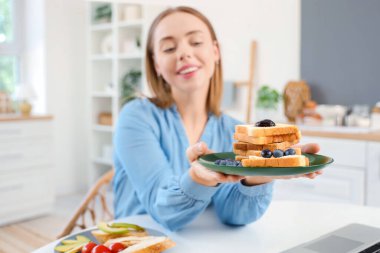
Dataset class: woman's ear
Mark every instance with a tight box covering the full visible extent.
[213,40,221,63]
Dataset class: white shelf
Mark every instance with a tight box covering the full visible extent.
[87,2,167,183]
[91,54,113,61]
[91,23,113,31]
[118,19,143,28]
[93,157,113,166]
[118,53,143,60]
[92,91,114,98]
[93,124,113,132]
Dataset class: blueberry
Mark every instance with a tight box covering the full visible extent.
[261,149,272,158]
[215,158,241,166]
[273,149,284,158]
[284,148,296,156]
[219,160,227,165]
[255,119,276,127]
[226,160,234,166]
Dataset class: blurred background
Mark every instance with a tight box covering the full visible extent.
[0,0,380,251]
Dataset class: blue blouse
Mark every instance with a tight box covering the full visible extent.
[113,98,273,231]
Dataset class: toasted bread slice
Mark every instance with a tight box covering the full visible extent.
[241,155,309,167]
[91,230,148,244]
[120,236,176,253]
[235,123,300,137]
[234,133,300,145]
[234,148,301,157]
[233,141,298,151]
[235,155,248,161]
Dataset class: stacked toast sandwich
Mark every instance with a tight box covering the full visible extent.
[233,119,309,167]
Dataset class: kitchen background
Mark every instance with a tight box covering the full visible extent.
[0,0,380,251]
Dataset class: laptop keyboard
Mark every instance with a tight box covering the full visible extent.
[359,241,380,253]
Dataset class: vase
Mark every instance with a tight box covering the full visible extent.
[20,101,32,116]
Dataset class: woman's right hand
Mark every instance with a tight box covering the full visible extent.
[187,142,244,187]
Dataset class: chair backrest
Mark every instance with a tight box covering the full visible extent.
[57,169,115,239]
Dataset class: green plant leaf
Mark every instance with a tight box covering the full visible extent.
[256,85,281,109]
[121,69,142,106]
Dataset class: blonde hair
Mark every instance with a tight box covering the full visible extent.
[145,6,223,116]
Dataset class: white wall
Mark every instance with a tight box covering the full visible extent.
[192,0,301,122]
[44,0,87,195]
[24,0,46,114]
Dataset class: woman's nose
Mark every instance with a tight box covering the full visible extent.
[177,46,192,61]
[179,54,190,61]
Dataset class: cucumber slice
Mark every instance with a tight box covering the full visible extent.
[98,222,131,234]
[109,222,145,232]
[54,243,81,252]
[61,240,78,245]
[75,235,91,242]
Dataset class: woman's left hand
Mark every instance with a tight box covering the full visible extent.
[242,143,322,186]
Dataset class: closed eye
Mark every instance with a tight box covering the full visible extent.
[163,47,175,53]
[192,42,203,46]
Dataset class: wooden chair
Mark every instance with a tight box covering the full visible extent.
[57,169,115,239]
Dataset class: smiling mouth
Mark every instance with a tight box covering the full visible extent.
[178,66,199,75]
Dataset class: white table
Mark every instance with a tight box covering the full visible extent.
[33,201,380,253]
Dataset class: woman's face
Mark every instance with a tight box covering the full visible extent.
[152,12,220,96]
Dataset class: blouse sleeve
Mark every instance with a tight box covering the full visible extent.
[211,181,274,226]
[114,100,220,231]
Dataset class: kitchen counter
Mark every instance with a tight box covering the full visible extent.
[299,125,380,142]
[0,114,53,122]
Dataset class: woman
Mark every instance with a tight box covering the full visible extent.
[113,6,321,231]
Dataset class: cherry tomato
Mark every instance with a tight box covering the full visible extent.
[91,245,112,253]
[82,242,97,253]
[108,242,126,253]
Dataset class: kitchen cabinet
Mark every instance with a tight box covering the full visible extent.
[367,142,380,206]
[0,116,55,225]
[274,136,380,206]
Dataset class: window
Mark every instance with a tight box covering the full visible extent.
[0,0,21,94]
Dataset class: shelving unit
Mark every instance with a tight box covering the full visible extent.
[86,2,166,183]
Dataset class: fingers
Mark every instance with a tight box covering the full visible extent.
[303,170,323,179]
[267,170,323,180]
[191,161,245,186]
[302,143,320,154]
[186,142,206,162]
[292,143,320,154]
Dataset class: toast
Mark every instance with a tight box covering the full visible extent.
[241,155,309,167]
[234,132,300,145]
[233,140,298,151]
[234,147,301,157]
[104,236,176,253]
[235,123,300,137]
[120,236,176,253]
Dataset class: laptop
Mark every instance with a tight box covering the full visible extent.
[282,223,380,253]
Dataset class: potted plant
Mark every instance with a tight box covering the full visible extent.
[255,85,282,121]
[93,4,112,24]
[120,69,141,106]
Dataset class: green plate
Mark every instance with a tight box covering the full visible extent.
[198,152,334,176]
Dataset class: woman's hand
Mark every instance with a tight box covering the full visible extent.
[187,142,244,187]
[242,143,323,186]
